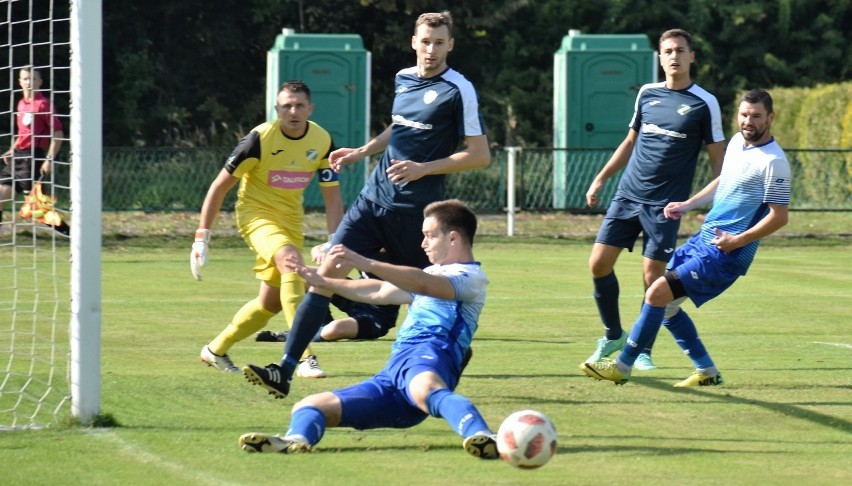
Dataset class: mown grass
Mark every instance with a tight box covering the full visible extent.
[1,235,850,485]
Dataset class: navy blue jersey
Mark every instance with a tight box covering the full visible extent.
[361,66,486,213]
[616,82,724,205]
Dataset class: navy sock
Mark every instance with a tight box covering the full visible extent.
[312,325,326,342]
[427,388,492,438]
[663,309,714,370]
[618,303,665,367]
[642,336,656,355]
[593,272,621,340]
[280,292,331,375]
[285,406,326,445]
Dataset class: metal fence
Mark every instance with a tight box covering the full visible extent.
[92,146,851,213]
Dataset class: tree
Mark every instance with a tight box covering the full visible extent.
[102,0,852,147]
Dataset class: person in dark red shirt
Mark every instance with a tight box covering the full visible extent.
[1,66,64,230]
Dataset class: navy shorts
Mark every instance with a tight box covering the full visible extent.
[333,343,460,430]
[331,294,398,339]
[596,196,681,262]
[333,195,431,270]
[667,233,743,307]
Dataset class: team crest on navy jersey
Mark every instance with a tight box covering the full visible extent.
[677,104,691,115]
[423,90,438,104]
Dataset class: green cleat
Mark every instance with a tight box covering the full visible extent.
[633,352,657,371]
[581,358,630,385]
[584,331,627,363]
[674,370,723,387]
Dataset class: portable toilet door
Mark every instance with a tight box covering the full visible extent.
[553,31,656,209]
[267,30,371,207]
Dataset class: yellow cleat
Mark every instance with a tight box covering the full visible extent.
[674,370,724,387]
[581,358,630,385]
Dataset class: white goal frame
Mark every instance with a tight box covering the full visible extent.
[69,0,102,424]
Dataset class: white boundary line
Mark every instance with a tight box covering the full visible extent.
[812,341,852,349]
[86,429,244,485]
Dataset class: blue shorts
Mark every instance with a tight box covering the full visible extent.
[668,233,743,307]
[596,196,681,262]
[333,195,431,269]
[333,343,461,430]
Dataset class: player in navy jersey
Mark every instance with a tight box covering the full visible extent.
[240,200,499,459]
[243,11,490,398]
[582,89,790,386]
[582,29,726,371]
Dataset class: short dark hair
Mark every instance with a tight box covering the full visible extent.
[278,80,311,100]
[659,29,693,51]
[424,199,477,247]
[415,11,453,38]
[18,65,41,79]
[741,89,774,114]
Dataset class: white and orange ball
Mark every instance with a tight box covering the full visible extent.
[496,409,557,469]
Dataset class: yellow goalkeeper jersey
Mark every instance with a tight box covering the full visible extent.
[225,120,338,234]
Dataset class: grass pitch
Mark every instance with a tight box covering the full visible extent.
[1,238,850,485]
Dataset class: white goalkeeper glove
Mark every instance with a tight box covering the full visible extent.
[190,229,211,280]
[310,233,334,264]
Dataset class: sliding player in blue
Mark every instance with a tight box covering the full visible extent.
[582,89,790,386]
[240,199,497,459]
[241,10,489,394]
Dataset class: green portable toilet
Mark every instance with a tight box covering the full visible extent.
[266,29,371,207]
[552,31,656,209]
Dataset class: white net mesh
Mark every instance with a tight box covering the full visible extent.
[1,0,72,430]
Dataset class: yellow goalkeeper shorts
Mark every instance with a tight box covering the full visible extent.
[241,218,304,287]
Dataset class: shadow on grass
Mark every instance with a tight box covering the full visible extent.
[629,376,852,435]
[556,443,787,456]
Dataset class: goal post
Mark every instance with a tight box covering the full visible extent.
[69,0,102,425]
[0,0,101,430]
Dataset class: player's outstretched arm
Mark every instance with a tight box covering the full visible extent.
[328,126,392,172]
[325,244,457,300]
[664,177,720,220]
[712,203,788,252]
[191,169,238,280]
[586,130,636,207]
[296,264,411,306]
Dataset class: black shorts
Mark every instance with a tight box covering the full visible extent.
[1,149,46,193]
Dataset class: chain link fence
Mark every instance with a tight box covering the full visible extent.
[91,147,851,213]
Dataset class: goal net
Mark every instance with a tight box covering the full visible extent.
[1,0,101,430]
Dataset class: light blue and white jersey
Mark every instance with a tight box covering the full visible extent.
[391,262,488,362]
[362,66,487,213]
[700,132,791,273]
[617,82,725,205]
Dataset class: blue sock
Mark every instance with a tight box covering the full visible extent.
[637,297,656,354]
[426,389,492,438]
[285,406,326,445]
[663,309,715,370]
[593,272,622,340]
[280,293,331,376]
[618,303,665,367]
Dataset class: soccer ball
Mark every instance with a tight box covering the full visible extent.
[496,409,557,469]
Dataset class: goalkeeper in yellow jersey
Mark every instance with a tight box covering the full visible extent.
[192,80,343,378]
